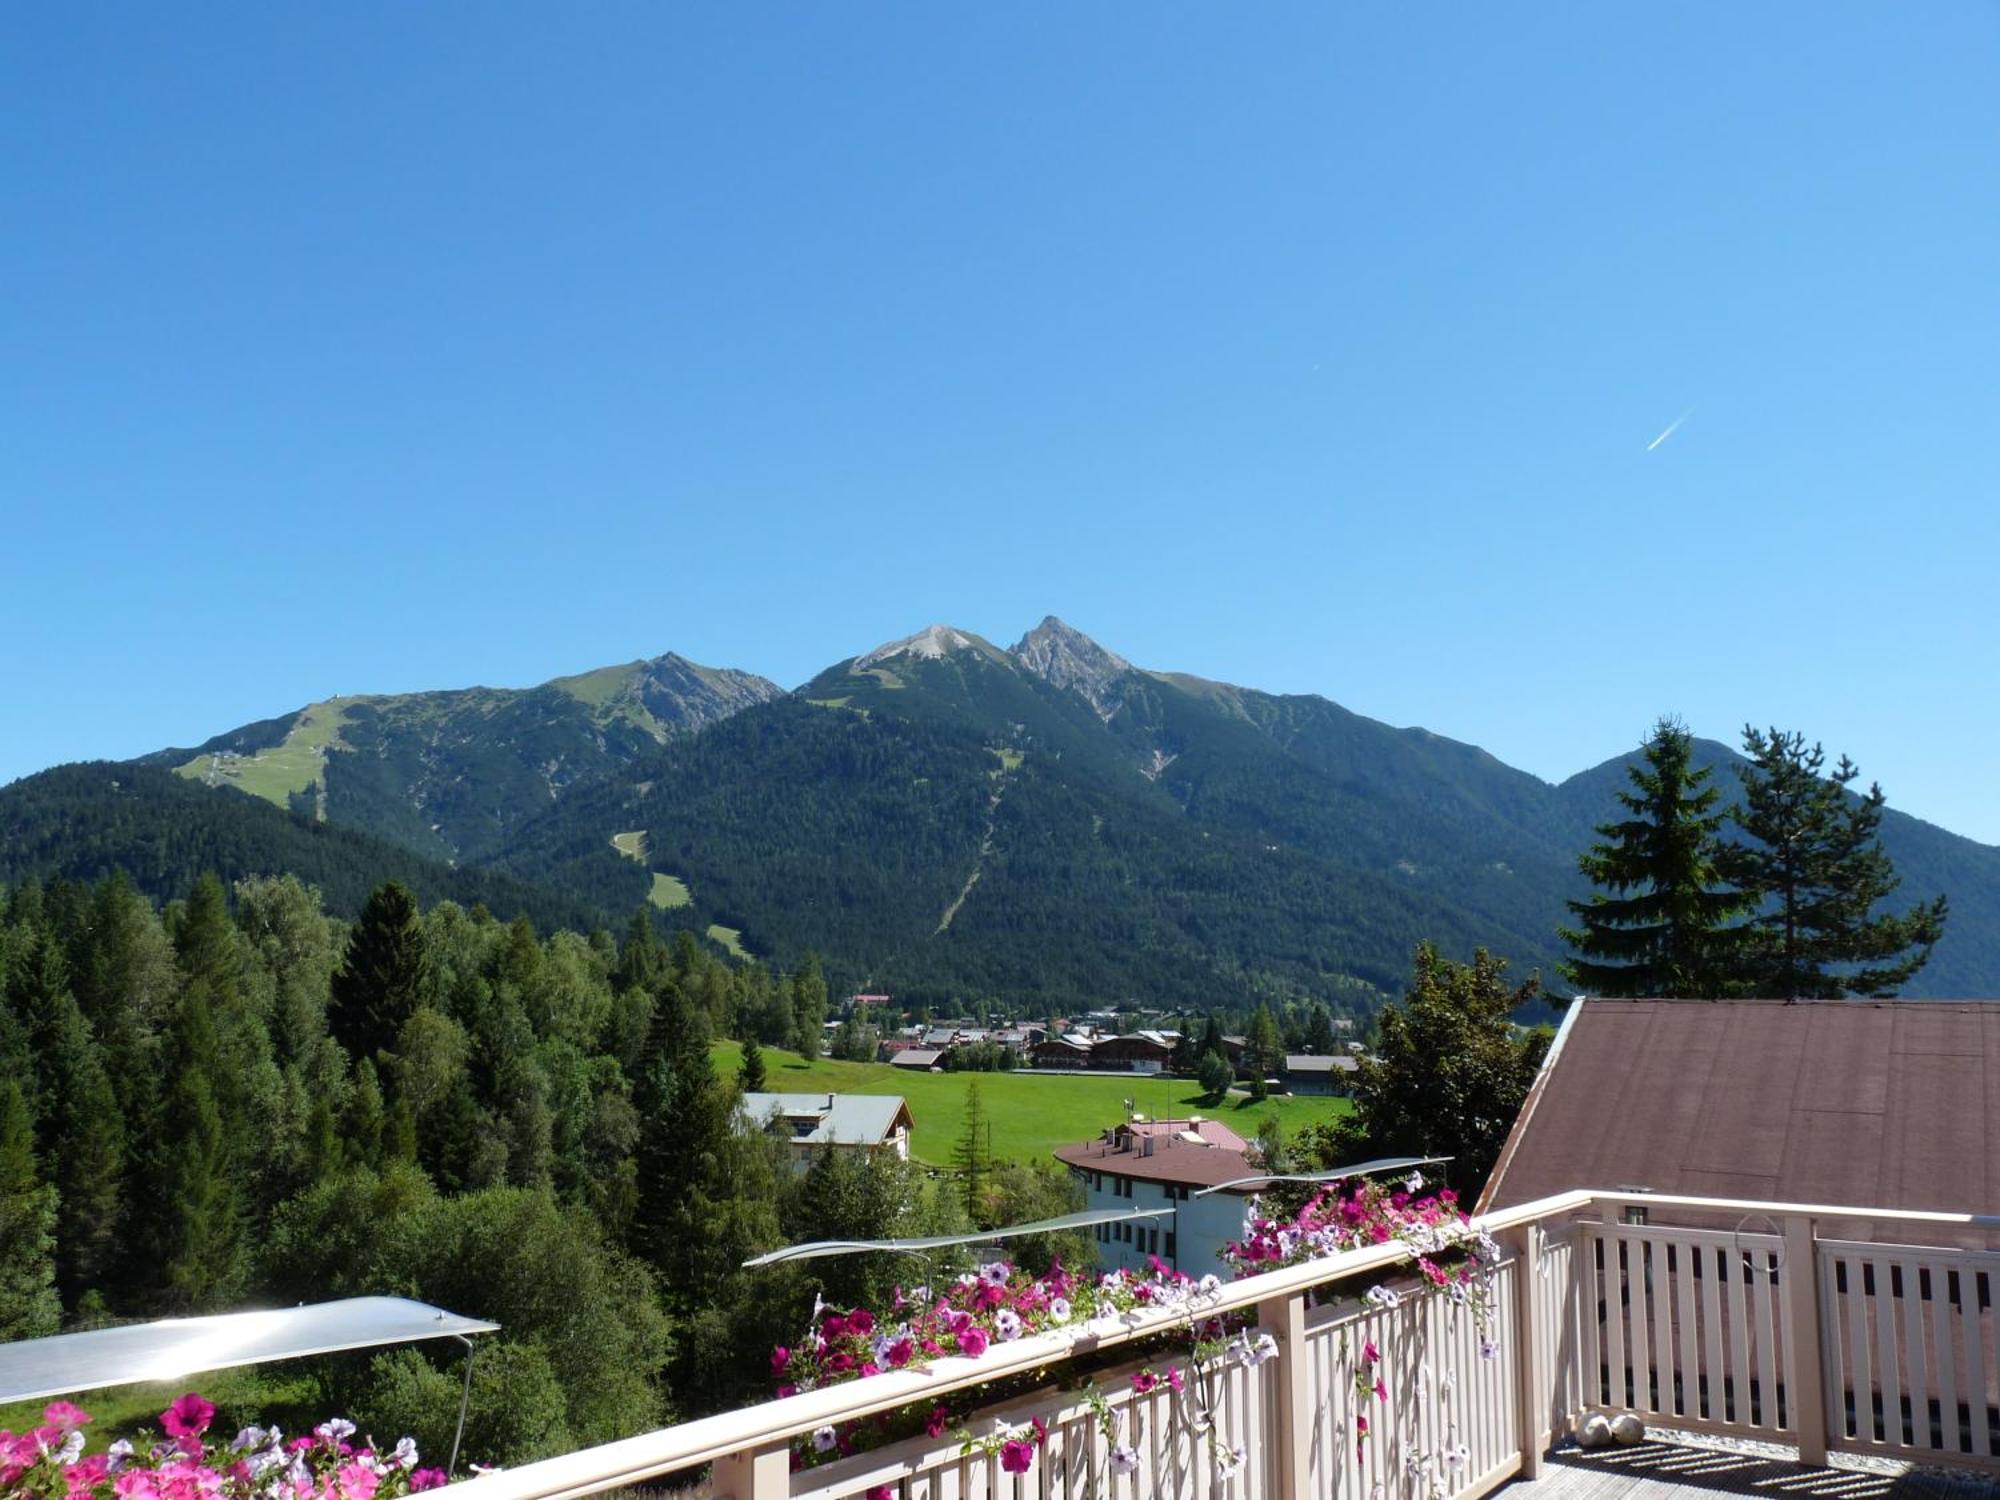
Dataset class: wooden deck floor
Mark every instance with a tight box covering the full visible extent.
[1509,1441,2000,1500]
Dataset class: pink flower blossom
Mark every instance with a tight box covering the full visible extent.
[999,1439,1036,1474]
[44,1402,93,1433]
[160,1395,215,1442]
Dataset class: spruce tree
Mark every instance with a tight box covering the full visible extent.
[1730,727,1948,997]
[739,1034,767,1092]
[0,1078,59,1339]
[330,882,433,1059]
[150,987,245,1311]
[12,928,126,1309]
[614,907,662,996]
[952,1080,992,1222]
[1562,719,1751,997]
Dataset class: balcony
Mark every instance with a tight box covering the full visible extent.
[442,1191,2000,1500]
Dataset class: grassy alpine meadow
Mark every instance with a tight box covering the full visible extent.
[713,1040,1354,1166]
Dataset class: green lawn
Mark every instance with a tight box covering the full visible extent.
[707,924,751,960]
[648,873,692,909]
[612,832,694,909]
[0,1366,315,1446]
[172,701,351,811]
[715,1041,1352,1166]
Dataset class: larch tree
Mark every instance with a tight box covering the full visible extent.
[1561,718,1751,997]
[1730,727,1948,998]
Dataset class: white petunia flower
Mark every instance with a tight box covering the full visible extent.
[812,1426,838,1453]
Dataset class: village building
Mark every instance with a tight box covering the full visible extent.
[1053,1117,1259,1276]
[741,1091,914,1168]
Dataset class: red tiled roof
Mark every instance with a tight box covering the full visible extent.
[1478,997,2000,1247]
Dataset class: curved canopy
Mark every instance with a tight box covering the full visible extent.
[1190,1155,1450,1199]
[0,1296,499,1404]
[743,1205,1178,1268]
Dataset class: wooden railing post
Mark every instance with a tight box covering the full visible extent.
[711,1440,791,1500]
[1511,1222,1547,1479]
[1259,1291,1312,1500]
[1782,1214,1828,1467]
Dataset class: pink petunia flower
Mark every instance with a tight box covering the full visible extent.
[160,1395,215,1442]
[43,1402,93,1433]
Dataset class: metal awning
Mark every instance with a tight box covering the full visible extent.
[743,1206,1179,1267]
[0,1296,500,1403]
[1191,1154,1450,1198]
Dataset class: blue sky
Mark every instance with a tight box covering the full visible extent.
[5,4,1997,841]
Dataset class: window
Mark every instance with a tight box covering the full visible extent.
[1165,1232,1177,1261]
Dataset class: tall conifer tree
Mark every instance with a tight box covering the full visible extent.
[0,1078,59,1339]
[1562,719,1751,997]
[12,928,126,1308]
[150,986,245,1310]
[1730,727,1948,997]
[330,882,433,1059]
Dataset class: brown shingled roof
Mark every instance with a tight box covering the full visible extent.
[1054,1120,1257,1190]
[1478,997,2000,1248]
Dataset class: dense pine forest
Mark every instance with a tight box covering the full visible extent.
[0,870,1081,1461]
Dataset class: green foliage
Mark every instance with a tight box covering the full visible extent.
[982,1159,1089,1275]
[0,762,612,932]
[330,882,433,1059]
[359,1341,571,1470]
[1729,727,1948,997]
[789,953,827,1058]
[1318,943,1547,1197]
[1196,1051,1233,1103]
[148,986,246,1310]
[738,1033,767,1092]
[1562,719,1752,997]
[0,1078,59,1339]
[952,1079,992,1220]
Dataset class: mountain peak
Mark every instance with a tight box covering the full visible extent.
[855,624,1002,670]
[1010,616,1132,716]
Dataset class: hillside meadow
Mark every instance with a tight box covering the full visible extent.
[712,1040,1354,1165]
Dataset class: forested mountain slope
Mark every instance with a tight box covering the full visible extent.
[144,651,783,863]
[0,762,614,932]
[10,616,1997,1009]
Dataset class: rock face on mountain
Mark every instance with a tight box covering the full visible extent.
[1009,616,1133,718]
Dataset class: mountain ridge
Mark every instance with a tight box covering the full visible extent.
[8,615,1996,1007]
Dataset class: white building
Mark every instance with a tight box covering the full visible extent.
[742,1091,914,1168]
[1053,1118,1259,1277]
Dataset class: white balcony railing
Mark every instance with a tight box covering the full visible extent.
[443,1190,2000,1500]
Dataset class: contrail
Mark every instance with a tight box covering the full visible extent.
[1646,408,1694,452]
